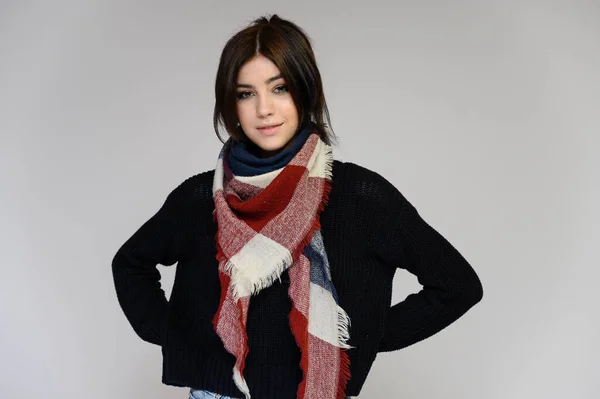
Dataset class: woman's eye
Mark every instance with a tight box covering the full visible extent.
[236,91,252,100]
[274,85,288,93]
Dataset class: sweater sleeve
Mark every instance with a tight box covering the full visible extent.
[369,173,483,353]
[111,184,188,346]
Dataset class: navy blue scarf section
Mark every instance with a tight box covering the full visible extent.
[227,125,313,177]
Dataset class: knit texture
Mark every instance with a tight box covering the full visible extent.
[226,123,313,176]
[112,160,483,399]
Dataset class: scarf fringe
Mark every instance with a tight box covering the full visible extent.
[223,254,293,300]
[337,348,351,399]
[233,366,251,399]
[323,147,353,399]
[337,304,353,349]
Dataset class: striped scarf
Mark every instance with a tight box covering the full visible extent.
[212,131,351,399]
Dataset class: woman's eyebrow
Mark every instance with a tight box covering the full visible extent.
[236,74,284,88]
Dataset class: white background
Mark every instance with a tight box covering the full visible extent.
[1,1,598,398]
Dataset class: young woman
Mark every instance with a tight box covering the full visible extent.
[112,14,483,399]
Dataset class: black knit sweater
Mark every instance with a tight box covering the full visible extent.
[112,160,483,398]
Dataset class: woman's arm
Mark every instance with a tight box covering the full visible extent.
[370,174,483,352]
[111,185,187,346]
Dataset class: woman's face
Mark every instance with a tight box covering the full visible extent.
[235,54,299,157]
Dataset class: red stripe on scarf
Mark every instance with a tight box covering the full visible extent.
[226,165,307,232]
[338,347,351,399]
[289,306,309,398]
[237,297,250,374]
[212,271,230,332]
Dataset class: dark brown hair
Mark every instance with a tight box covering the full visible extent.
[213,14,337,146]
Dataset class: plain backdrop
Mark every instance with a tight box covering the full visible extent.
[1,1,598,398]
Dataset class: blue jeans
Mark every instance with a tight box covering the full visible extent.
[189,389,238,399]
[189,388,352,398]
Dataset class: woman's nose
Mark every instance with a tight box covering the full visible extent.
[256,95,275,117]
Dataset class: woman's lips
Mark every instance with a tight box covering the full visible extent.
[257,123,282,135]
